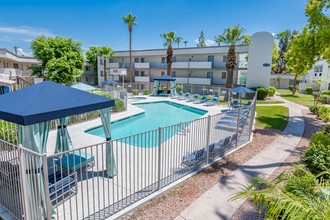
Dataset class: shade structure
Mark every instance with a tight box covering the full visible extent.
[55,117,73,153]
[101,80,117,86]
[0,81,115,126]
[152,75,176,97]
[70,82,96,91]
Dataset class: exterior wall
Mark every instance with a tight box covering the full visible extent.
[300,60,330,91]
[246,32,274,88]
[270,78,291,89]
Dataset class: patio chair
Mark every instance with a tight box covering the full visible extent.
[56,151,95,173]
[178,92,190,100]
[216,115,248,128]
[193,95,207,104]
[203,96,219,106]
[210,136,231,158]
[186,94,199,102]
[181,148,206,167]
[171,91,183,99]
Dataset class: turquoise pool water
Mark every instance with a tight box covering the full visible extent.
[85,101,207,147]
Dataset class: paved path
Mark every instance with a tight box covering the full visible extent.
[175,94,307,220]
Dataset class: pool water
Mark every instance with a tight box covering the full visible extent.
[85,101,207,147]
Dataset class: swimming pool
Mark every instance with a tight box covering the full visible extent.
[85,101,207,147]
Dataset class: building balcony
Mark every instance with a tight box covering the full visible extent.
[134,62,150,69]
[0,68,32,77]
[175,77,211,85]
[108,63,120,68]
[172,62,212,69]
[134,76,150,82]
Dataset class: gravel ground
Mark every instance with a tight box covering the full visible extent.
[121,127,282,220]
[230,109,325,220]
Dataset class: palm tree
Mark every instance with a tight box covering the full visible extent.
[183,40,188,47]
[175,36,183,48]
[214,34,225,46]
[161,31,177,76]
[222,25,245,89]
[121,13,137,83]
[98,46,115,81]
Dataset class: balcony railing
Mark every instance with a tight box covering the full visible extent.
[134,76,150,82]
[134,63,150,69]
[175,77,211,85]
[172,62,212,69]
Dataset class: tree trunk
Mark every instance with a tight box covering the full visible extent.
[104,57,107,81]
[225,44,236,101]
[292,75,297,95]
[167,45,173,76]
[129,27,133,83]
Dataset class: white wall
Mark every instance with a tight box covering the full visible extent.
[246,32,273,88]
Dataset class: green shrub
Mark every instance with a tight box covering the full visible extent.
[310,132,330,146]
[319,94,330,104]
[161,85,167,92]
[268,86,276,97]
[143,89,150,95]
[257,88,269,100]
[206,96,213,101]
[132,89,139,95]
[321,90,330,95]
[303,143,330,174]
[317,106,330,122]
[176,84,183,93]
[305,86,313,95]
[112,98,125,112]
[309,104,320,114]
[322,124,330,136]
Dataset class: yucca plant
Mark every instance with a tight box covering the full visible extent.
[232,167,330,219]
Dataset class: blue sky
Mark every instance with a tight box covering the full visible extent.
[0,0,308,55]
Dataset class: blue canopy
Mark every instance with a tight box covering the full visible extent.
[230,87,255,93]
[101,80,117,85]
[0,81,115,125]
[71,82,96,91]
[153,75,176,81]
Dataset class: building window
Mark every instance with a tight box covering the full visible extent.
[161,57,166,63]
[221,72,226,79]
[135,71,139,76]
[313,65,323,72]
[141,58,145,63]
[141,84,145,90]
[85,66,91,71]
[141,71,145,76]
[85,77,88,82]
[207,72,213,79]
[223,56,228,63]
[113,69,118,73]
[161,71,165,76]
[134,57,139,63]
[13,63,19,69]
[109,58,113,63]
[172,57,176,62]
[172,71,176,77]
[100,59,104,65]
[100,71,104,76]
[319,73,322,77]
[315,73,317,77]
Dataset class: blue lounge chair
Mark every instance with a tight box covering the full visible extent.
[56,151,95,172]
[178,92,190,100]
[186,94,199,102]
[181,148,206,167]
[210,136,231,158]
[203,96,219,106]
[172,91,183,99]
[193,95,207,104]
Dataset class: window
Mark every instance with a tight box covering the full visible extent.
[319,73,322,77]
[172,71,176,77]
[100,71,104,76]
[141,84,145,90]
[141,58,145,63]
[221,72,226,79]
[85,66,91,71]
[13,63,19,69]
[161,57,166,63]
[161,71,165,76]
[135,71,139,76]
[313,65,323,73]
[113,69,118,73]
[109,58,113,63]
[141,71,145,76]
[134,57,139,63]
[223,56,228,63]
[207,72,213,79]
[315,73,317,77]
[85,77,88,82]
[172,57,176,62]
[100,59,103,65]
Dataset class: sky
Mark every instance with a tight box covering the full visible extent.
[0,0,309,56]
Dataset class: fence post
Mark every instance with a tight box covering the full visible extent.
[42,153,52,219]
[157,127,162,190]
[236,106,241,147]
[205,115,211,164]
[18,148,30,220]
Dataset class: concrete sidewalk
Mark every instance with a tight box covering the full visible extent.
[175,95,306,220]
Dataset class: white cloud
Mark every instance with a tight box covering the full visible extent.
[194,38,216,46]
[0,26,55,37]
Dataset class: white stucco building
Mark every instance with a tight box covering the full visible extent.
[299,60,330,91]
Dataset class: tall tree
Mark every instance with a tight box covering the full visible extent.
[175,36,183,48]
[214,34,225,46]
[122,13,137,83]
[197,31,207,47]
[242,34,251,45]
[222,25,245,89]
[183,40,188,47]
[271,40,279,73]
[161,31,177,76]
[86,46,114,81]
[29,36,85,84]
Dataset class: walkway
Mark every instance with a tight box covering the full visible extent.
[175,94,307,220]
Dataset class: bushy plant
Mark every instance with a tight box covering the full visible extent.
[257,87,269,100]
[112,98,125,112]
[320,94,330,104]
[305,86,313,95]
[176,84,183,93]
[322,124,330,136]
[321,90,330,95]
[317,106,330,122]
[268,86,276,97]
[310,132,330,146]
[132,89,139,95]
[309,104,320,114]
[161,85,167,92]
[143,89,150,95]
[303,143,330,174]
[206,96,213,101]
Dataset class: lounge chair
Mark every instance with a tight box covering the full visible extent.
[210,136,231,158]
[216,116,248,128]
[56,151,95,172]
[181,148,206,167]
[171,91,183,99]
[186,94,199,102]
[178,92,190,100]
[193,95,207,104]
[203,96,219,106]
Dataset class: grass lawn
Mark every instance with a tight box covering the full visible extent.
[256,100,284,104]
[277,89,314,107]
[256,106,289,131]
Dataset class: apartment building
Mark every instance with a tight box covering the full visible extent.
[97,32,274,89]
[299,60,330,91]
[79,62,98,85]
